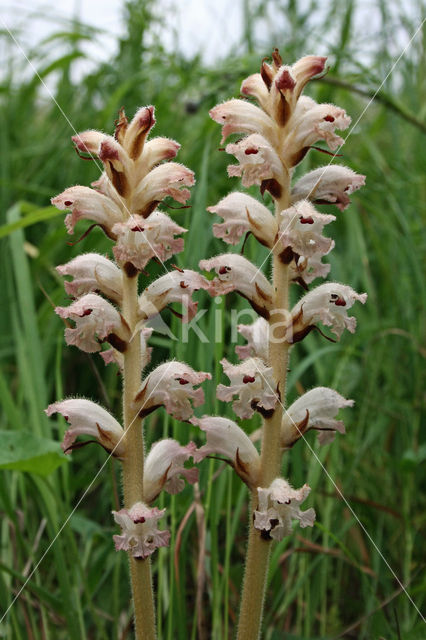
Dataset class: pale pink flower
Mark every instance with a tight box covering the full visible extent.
[209,99,276,143]
[51,185,124,237]
[236,317,269,361]
[72,130,106,155]
[55,293,130,353]
[253,478,315,540]
[56,253,122,303]
[139,137,181,174]
[199,254,273,319]
[133,361,211,421]
[285,97,351,166]
[217,357,277,419]
[289,283,367,341]
[132,163,195,218]
[45,398,125,457]
[225,134,284,188]
[291,165,366,211]
[138,269,209,322]
[112,211,186,271]
[240,73,270,112]
[209,192,277,247]
[143,439,198,503]
[282,387,354,447]
[191,416,261,488]
[278,200,335,261]
[289,254,331,286]
[112,502,170,559]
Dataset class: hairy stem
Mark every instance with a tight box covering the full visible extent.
[237,189,290,640]
[121,272,156,640]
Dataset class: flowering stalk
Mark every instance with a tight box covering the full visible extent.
[47,107,211,638]
[201,50,366,638]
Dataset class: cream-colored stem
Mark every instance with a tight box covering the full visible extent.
[237,187,290,640]
[121,273,156,640]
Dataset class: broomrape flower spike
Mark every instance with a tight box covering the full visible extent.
[203,49,367,640]
[46,106,211,640]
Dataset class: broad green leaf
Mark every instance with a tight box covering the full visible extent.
[0,430,67,475]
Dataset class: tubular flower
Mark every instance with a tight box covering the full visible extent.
[131,163,195,218]
[51,185,124,238]
[112,502,170,559]
[143,439,198,503]
[281,387,354,447]
[291,165,366,211]
[45,398,125,458]
[236,317,269,361]
[217,357,278,419]
[133,361,211,420]
[209,99,276,143]
[199,254,273,319]
[112,211,186,272]
[284,97,351,166]
[288,283,367,342]
[253,478,316,540]
[138,269,210,322]
[225,134,285,188]
[55,293,130,353]
[209,192,277,247]
[56,253,122,303]
[137,137,181,175]
[191,416,261,488]
[278,200,335,262]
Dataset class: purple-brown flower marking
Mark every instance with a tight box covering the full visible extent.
[143,439,198,503]
[199,254,273,319]
[291,165,366,211]
[56,253,123,303]
[288,283,367,342]
[133,361,211,421]
[138,269,210,322]
[112,502,170,559]
[281,387,354,447]
[253,478,316,540]
[191,416,261,488]
[100,326,153,372]
[55,293,131,353]
[217,357,278,419]
[208,192,277,247]
[45,398,125,457]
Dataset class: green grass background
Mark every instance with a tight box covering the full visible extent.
[0,1,425,638]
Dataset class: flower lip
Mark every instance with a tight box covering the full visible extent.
[112,501,170,559]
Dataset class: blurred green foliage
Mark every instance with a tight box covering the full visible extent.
[0,1,425,638]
